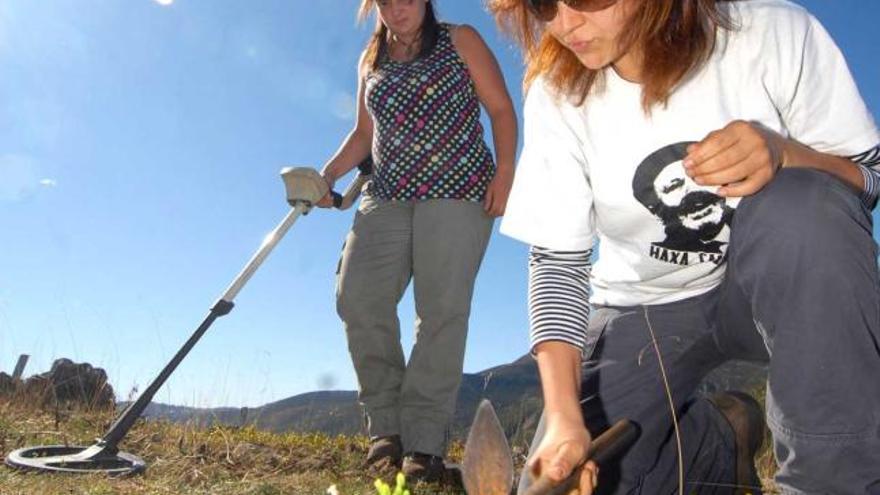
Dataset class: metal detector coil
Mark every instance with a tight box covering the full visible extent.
[6,443,145,476]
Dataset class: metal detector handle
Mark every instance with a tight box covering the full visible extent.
[330,156,372,210]
[524,420,639,495]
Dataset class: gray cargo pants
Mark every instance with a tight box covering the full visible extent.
[336,193,492,457]
[519,169,880,494]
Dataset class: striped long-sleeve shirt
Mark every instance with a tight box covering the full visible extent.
[852,146,880,208]
[528,246,592,354]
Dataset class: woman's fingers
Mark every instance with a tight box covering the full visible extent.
[691,156,753,186]
[575,461,599,495]
[564,464,599,495]
[545,439,586,482]
[718,169,772,196]
[483,188,496,214]
[685,129,737,170]
[484,182,510,217]
[315,192,334,208]
[484,175,513,217]
[684,120,782,196]
[687,143,752,182]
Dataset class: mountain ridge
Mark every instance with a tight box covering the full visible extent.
[137,355,767,446]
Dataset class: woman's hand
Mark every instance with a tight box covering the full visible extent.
[314,173,336,208]
[484,166,514,216]
[684,120,786,197]
[528,413,599,494]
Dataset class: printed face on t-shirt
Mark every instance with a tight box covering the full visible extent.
[653,160,726,232]
[632,142,734,256]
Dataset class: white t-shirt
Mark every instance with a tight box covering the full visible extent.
[501,0,880,307]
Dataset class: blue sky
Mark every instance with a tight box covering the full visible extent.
[1,0,877,408]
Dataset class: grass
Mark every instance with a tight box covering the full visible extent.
[0,386,779,495]
[753,386,780,494]
[0,394,466,495]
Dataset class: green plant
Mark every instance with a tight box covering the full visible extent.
[374,472,411,495]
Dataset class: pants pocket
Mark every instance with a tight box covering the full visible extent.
[583,307,611,362]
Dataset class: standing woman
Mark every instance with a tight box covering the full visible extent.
[491,0,880,493]
[318,0,517,482]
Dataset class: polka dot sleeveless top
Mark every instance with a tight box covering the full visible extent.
[364,24,495,202]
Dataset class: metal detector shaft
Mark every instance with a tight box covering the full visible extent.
[100,202,310,450]
[220,202,309,301]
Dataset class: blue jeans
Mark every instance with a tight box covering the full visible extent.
[519,169,880,494]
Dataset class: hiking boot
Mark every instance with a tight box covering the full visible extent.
[366,435,402,470]
[402,452,446,483]
[710,391,766,494]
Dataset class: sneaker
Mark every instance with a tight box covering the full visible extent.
[402,452,446,483]
[710,391,766,494]
[366,435,402,469]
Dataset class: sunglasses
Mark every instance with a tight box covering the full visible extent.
[526,0,619,21]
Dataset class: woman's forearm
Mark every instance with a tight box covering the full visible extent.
[528,246,592,424]
[321,129,372,187]
[488,106,518,175]
[780,137,864,191]
[535,341,584,424]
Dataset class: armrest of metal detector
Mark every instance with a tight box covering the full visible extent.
[328,156,373,210]
[280,167,329,209]
[523,419,639,495]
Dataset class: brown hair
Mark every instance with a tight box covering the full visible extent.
[358,0,442,71]
[487,0,735,110]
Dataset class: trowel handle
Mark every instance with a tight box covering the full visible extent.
[330,156,373,210]
[524,419,639,495]
[585,419,638,466]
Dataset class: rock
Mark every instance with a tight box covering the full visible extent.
[0,372,16,395]
[23,358,116,409]
[232,442,275,459]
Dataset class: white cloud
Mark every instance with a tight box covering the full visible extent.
[40,178,57,188]
[154,0,174,6]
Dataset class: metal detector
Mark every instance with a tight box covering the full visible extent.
[5,160,371,475]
